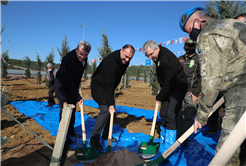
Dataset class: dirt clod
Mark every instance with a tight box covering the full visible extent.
[88,148,145,166]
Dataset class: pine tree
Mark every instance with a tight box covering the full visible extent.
[45,47,55,86]
[90,60,97,86]
[0,25,5,45]
[149,63,159,95]
[1,50,9,78]
[204,1,246,19]
[144,67,148,83]
[83,62,88,79]
[1,2,8,44]
[45,47,55,65]
[122,68,130,89]
[1,1,9,5]
[57,35,70,62]
[36,53,42,84]
[136,67,140,81]
[96,27,113,59]
[23,56,31,78]
[91,60,97,75]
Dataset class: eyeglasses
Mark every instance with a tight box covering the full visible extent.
[145,49,155,58]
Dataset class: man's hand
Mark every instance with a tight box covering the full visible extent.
[194,118,206,133]
[109,105,115,114]
[155,100,161,106]
[188,93,198,103]
[78,99,84,107]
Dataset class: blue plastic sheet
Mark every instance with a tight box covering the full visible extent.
[84,100,162,122]
[10,101,220,166]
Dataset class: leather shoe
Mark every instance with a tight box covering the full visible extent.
[65,137,74,144]
[205,129,218,135]
[45,104,53,107]
[89,136,103,151]
[101,135,117,142]
[68,132,81,138]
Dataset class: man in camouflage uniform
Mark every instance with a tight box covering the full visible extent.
[179,7,246,165]
[177,38,201,146]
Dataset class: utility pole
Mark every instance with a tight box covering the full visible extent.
[79,24,85,41]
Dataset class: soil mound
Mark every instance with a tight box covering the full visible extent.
[88,148,144,166]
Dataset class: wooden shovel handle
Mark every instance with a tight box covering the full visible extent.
[209,110,246,165]
[177,97,225,143]
[150,103,159,137]
[162,97,225,159]
[80,104,86,142]
[108,112,114,146]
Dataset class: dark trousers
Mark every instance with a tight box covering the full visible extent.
[159,91,186,130]
[207,109,219,130]
[58,100,76,134]
[207,92,225,131]
[48,84,56,105]
[91,105,112,138]
[177,92,197,138]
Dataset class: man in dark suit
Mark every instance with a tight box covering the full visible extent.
[142,40,187,154]
[45,63,58,107]
[54,41,91,144]
[90,44,135,151]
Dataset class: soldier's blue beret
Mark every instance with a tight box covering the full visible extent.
[179,7,206,32]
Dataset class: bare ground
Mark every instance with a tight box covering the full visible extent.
[1,76,160,166]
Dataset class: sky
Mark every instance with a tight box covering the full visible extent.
[1,0,207,67]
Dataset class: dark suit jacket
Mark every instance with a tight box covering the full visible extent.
[155,46,188,101]
[91,50,129,106]
[54,49,87,104]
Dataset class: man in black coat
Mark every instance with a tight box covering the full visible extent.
[54,41,91,144]
[90,44,135,151]
[142,40,187,154]
[45,63,58,107]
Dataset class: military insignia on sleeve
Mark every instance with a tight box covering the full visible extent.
[189,60,194,68]
[158,61,160,67]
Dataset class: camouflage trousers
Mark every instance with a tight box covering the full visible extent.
[216,84,246,165]
[215,127,246,166]
[222,84,246,131]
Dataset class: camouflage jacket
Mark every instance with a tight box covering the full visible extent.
[195,18,246,124]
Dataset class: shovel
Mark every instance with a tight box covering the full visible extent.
[75,104,104,163]
[209,110,246,166]
[107,111,115,152]
[138,103,160,159]
[136,97,225,166]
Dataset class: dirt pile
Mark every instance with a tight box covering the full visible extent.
[88,148,145,166]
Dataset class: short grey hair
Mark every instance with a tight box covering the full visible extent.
[142,40,159,53]
[194,9,211,19]
[47,63,53,67]
[77,41,91,52]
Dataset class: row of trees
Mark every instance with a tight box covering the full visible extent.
[1,1,9,77]
[1,27,112,82]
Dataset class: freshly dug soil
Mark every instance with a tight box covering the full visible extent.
[1,76,158,165]
[88,148,145,166]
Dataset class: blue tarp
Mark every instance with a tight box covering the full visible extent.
[10,100,220,166]
[83,100,162,122]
